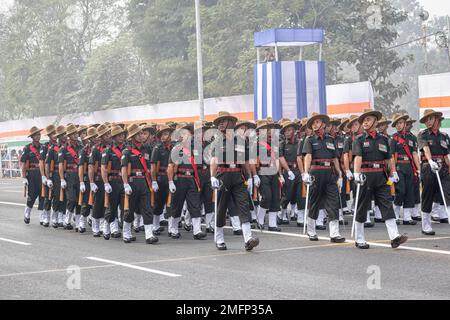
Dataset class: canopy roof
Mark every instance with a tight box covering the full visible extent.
[254,28,324,47]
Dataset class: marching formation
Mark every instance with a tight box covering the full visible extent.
[19,109,450,251]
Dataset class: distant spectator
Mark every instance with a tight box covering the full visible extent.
[263,48,276,63]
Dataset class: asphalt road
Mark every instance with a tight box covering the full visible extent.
[0,178,449,300]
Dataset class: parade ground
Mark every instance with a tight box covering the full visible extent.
[0,178,449,300]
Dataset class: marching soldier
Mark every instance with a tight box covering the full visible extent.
[302,113,345,243]
[101,125,125,240]
[150,124,174,235]
[58,124,82,230]
[88,124,111,237]
[418,109,450,236]
[194,121,215,233]
[210,111,259,251]
[405,117,422,221]
[279,120,301,225]
[167,123,206,240]
[390,113,419,225]
[78,127,97,233]
[40,124,57,227]
[121,124,158,244]
[46,125,67,228]
[21,126,44,225]
[255,119,282,231]
[352,109,408,249]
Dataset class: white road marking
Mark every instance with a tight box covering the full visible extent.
[86,257,181,277]
[0,243,344,278]
[0,201,37,208]
[0,237,31,246]
[243,227,450,256]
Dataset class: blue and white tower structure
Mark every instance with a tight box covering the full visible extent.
[254,28,327,120]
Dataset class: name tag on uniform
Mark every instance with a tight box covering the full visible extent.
[378,144,387,152]
[428,140,433,146]
[144,153,150,160]
[363,142,370,147]
[326,143,335,150]
[441,140,448,149]
[338,143,344,149]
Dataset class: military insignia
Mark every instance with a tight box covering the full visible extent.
[441,140,448,149]
[144,153,150,160]
[378,144,387,152]
[326,142,335,150]
[363,142,370,147]
[428,140,433,145]
[408,141,414,147]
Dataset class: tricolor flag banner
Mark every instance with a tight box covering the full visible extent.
[419,72,450,131]
[254,61,327,120]
[326,81,374,119]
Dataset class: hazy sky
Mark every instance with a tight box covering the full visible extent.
[417,0,450,17]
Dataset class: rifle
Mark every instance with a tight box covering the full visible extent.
[104,161,111,208]
[124,163,131,211]
[48,160,54,199]
[24,160,29,197]
[60,160,66,202]
[88,161,99,206]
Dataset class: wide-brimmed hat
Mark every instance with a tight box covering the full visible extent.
[176,122,194,133]
[306,113,330,130]
[346,115,360,129]
[142,123,157,134]
[156,125,174,138]
[377,116,392,127]
[77,125,88,134]
[111,125,125,138]
[28,126,43,138]
[420,109,443,124]
[213,111,238,126]
[54,125,66,138]
[338,118,349,131]
[391,113,409,127]
[65,124,78,136]
[406,116,416,124]
[280,120,299,133]
[329,118,341,126]
[83,127,97,141]
[358,109,382,124]
[235,120,256,130]
[127,124,143,140]
[96,124,110,138]
[256,118,281,130]
[45,124,56,136]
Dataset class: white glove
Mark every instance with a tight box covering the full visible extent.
[90,183,98,193]
[428,159,440,172]
[210,177,220,189]
[337,177,343,189]
[80,182,86,193]
[47,180,53,189]
[388,177,395,185]
[354,173,365,185]
[392,172,400,183]
[104,183,112,194]
[41,176,47,186]
[169,181,177,193]
[22,178,29,186]
[253,175,261,187]
[247,178,253,195]
[287,170,295,181]
[346,170,353,180]
[61,179,67,189]
[124,183,132,195]
[302,173,313,185]
[279,174,285,185]
[152,181,159,192]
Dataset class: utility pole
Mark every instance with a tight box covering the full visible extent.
[195,0,205,121]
